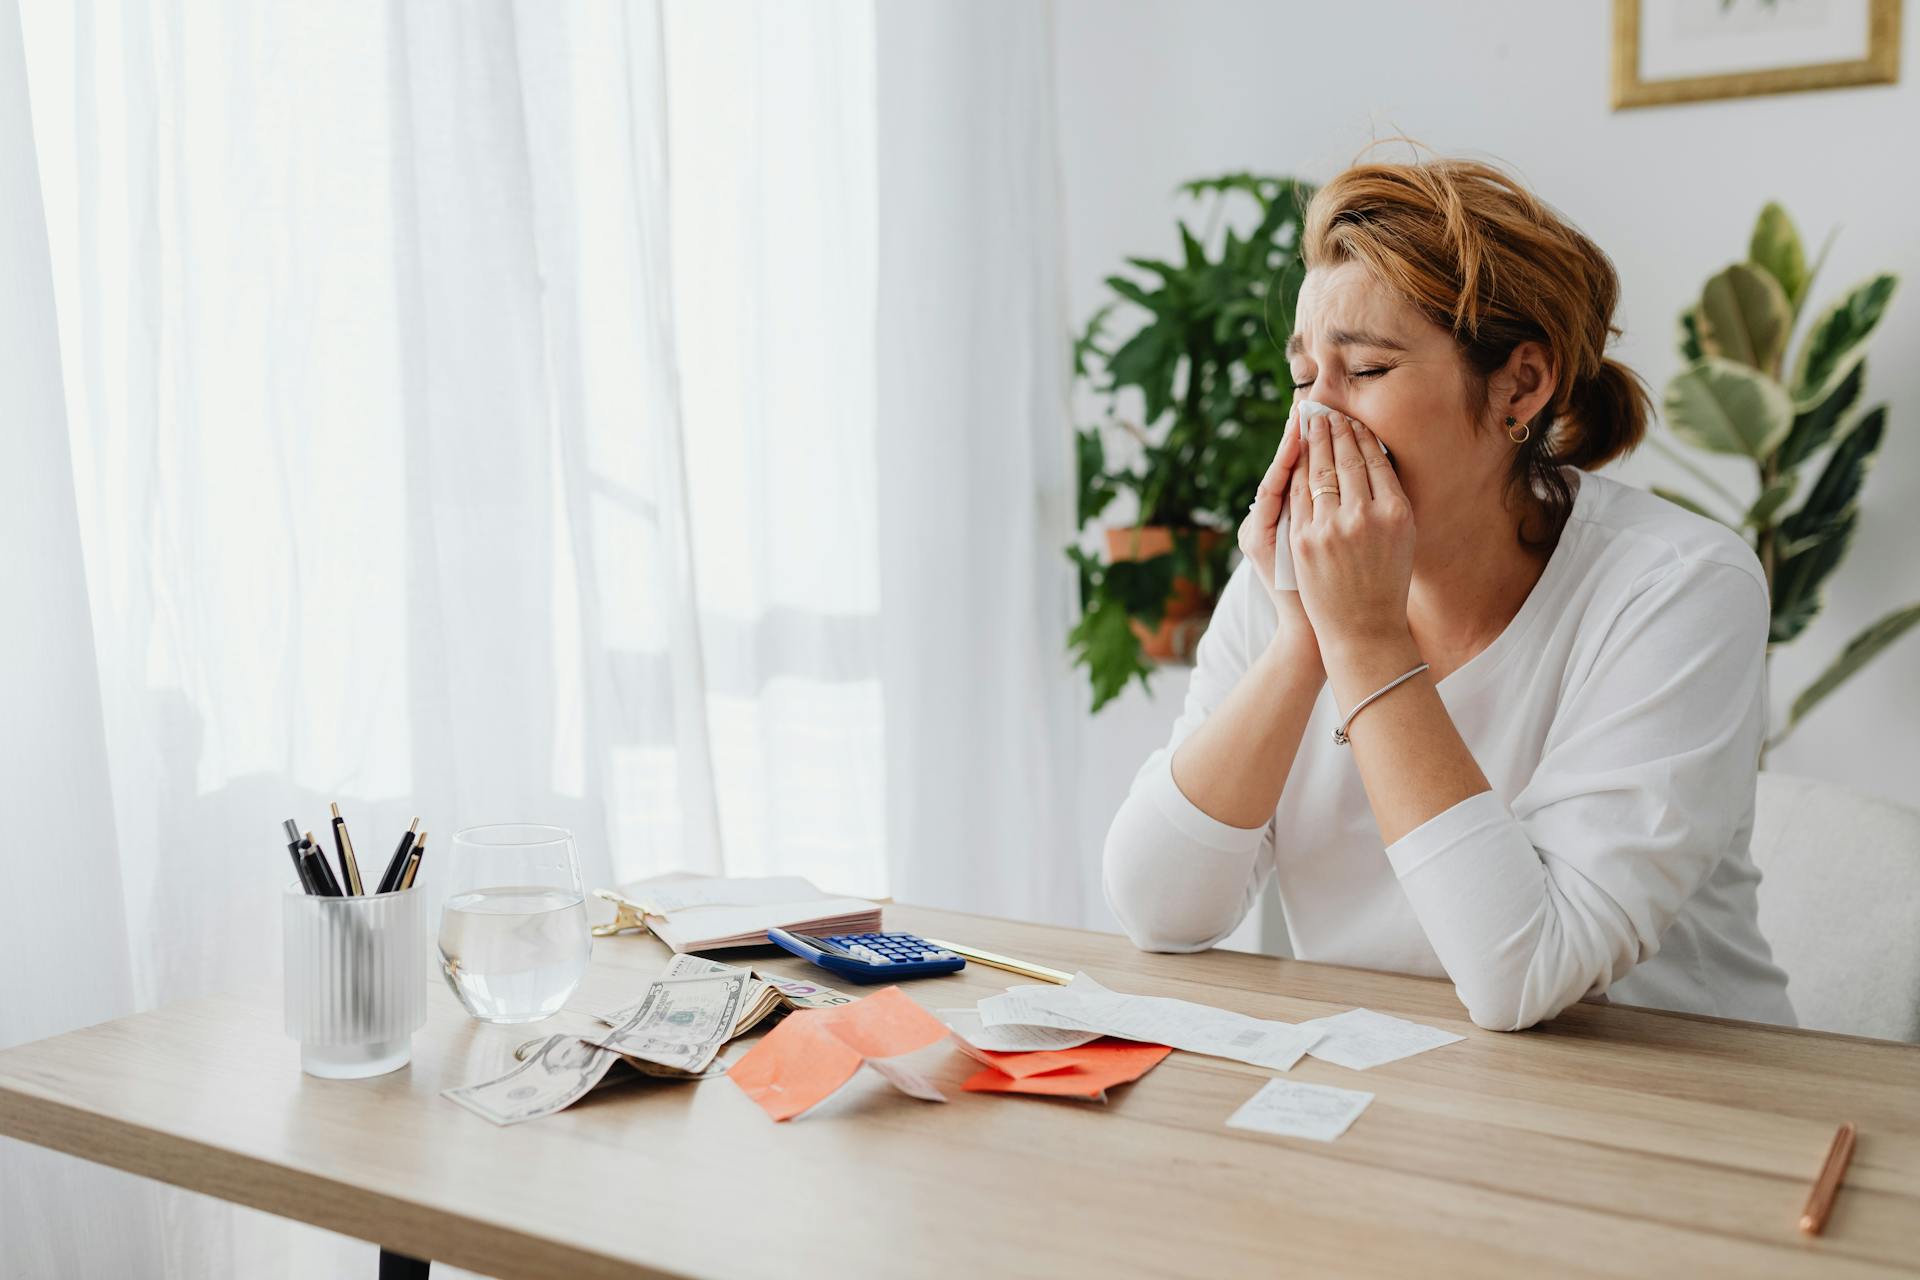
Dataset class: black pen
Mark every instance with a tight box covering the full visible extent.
[302,829,343,896]
[375,817,420,894]
[329,802,365,895]
[283,819,320,894]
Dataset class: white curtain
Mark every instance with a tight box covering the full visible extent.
[663,1,889,888]
[0,0,166,1272]
[874,1,1084,922]
[4,0,1074,1274]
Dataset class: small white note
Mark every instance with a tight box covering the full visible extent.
[1226,1079,1374,1143]
[1295,1008,1465,1071]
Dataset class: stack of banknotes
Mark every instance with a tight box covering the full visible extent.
[443,954,850,1126]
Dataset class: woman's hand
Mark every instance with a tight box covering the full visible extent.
[1288,408,1416,655]
[1239,403,1322,672]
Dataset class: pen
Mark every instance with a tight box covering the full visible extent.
[1799,1122,1857,1235]
[374,817,419,895]
[919,938,1072,984]
[399,831,427,891]
[301,828,343,896]
[329,802,365,895]
[283,819,320,894]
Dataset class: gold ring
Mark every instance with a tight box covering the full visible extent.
[1310,485,1339,500]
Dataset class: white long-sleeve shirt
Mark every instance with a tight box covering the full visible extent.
[1103,468,1797,1031]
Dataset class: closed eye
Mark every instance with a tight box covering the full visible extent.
[1289,366,1389,391]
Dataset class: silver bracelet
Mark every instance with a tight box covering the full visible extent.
[1332,662,1431,745]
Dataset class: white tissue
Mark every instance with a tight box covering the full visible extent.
[1270,400,1388,593]
[1271,400,1336,592]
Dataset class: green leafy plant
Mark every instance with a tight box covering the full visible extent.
[1653,202,1912,758]
[1069,174,1314,711]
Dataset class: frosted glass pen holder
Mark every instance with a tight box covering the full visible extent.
[283,884,428,1079]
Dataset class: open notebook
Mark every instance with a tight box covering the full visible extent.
[596,873,881,953]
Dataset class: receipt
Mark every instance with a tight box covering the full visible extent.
[864,1055,948,1103]
[936,1008,1101,1053]
[978,973,1322,1072]
[1296,1008,1464,1071]
[1226,1079,1374,1142]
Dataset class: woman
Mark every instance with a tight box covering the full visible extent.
[1102,156,1795,1032]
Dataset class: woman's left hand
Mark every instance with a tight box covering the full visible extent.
[1287,409,1416,652]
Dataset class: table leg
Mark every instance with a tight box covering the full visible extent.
[378,1248,431,1279]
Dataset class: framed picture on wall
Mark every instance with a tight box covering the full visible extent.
[1612,0,1903,108]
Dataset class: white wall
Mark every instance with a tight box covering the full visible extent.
[1058,0,1920,934]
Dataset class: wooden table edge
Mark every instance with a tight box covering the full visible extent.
[0,1081,674,1280]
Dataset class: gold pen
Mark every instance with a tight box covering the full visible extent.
[920,938,1072,984]
[329,802,365,895]
[399,832,427,891]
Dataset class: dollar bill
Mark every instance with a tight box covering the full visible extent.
[598,954,739,1026]
[763,972,856,1010]
[592,969,748,1075]
[510,1033,732,1079]
[469,955,861,1121]
[597,956,807,1036]
[443,1034,622,1126]
[660,952,739,981]
[597,955,853,1032]
[662,953,788,1033]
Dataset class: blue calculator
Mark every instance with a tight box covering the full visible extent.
[766,927,967,984]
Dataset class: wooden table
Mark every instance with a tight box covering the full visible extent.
[1,904,1915,1278]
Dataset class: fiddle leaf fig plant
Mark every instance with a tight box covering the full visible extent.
[1068,174,1314,711]
[1654,201,1912,756]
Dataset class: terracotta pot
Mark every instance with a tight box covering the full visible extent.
[1104,525,1223,664]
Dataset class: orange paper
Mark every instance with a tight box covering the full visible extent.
[961,1039,1170,1101]
[729,986,951,1121]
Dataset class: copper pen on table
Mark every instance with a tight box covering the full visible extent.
[1799,1122,1857,1236]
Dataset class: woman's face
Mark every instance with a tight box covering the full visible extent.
[1286,261,1503,520]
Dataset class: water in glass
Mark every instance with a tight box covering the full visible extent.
[438,825,591,1024]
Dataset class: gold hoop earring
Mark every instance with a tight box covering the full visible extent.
[1506,415,1531,444]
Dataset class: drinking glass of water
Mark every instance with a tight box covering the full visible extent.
[437,824,592,1024]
